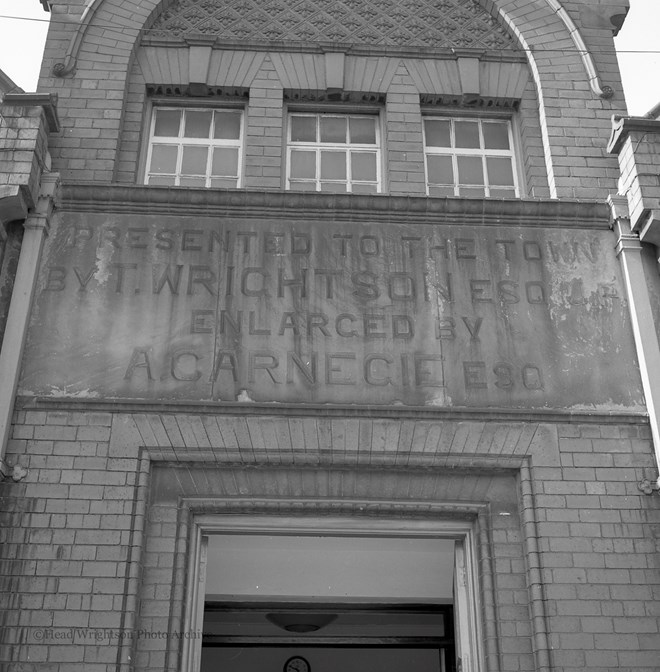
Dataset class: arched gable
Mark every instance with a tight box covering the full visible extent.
[51,0,610,99]
[44,0,623,198]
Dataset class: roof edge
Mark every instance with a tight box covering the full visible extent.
[608,114,660,154]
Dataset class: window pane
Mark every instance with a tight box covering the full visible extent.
[460,187,486,198]
[489,188,516,198]
[291,116,316,142]
[289,180,317,191]
[153,109,181,137]
[457,156,484,185]
[184,110,213,138]
[351,152,377,181]
[148,175,176,186]
[352,183,378,194]
[454,121,480,149]
[429,185,455,197]
[212,147,239,177]
[181,146,209,175]
[290,150,316,179]
[148,107,244,189]
[321,151,346,180]
[427,155,454,185]
[320,181,347,192]
[424,119,451,147]
[210,177,239,189]
[483,122,510,150]
[349,117,376,144]
[287,113,380,193]
[213,111,241,140]
[149,144,178,173]
[179,176,206,187]
[320,117,346,143]
[486,157,515,187]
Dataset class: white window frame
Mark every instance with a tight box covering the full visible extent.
[181,515,484,672]
[423,115,521,198]
[286,111,382,193]
[144,104,245,188]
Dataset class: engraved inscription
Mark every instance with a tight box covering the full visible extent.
[24,216,633,409]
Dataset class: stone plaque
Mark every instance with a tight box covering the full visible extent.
[20,210,644,409]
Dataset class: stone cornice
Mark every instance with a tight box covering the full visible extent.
[607,114,660,155]
[140,37,527,63]
[2,93,60,133]
[56,183,611,229]
[20,396,648,425]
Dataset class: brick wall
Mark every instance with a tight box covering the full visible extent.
[245,57,284,190]
[533,422,660,670]
[384,63,426,196]
[615,127,660,235]
[0,103,50,208]
[2,410,659,671]
[0,410,132,671]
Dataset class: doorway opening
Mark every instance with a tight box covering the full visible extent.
[183,517,482,672]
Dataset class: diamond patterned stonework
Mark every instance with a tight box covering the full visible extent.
[147,0,517,51]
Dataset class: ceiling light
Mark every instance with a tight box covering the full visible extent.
[266,613,337,633]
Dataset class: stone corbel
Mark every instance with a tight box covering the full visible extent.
[609,195,637,256]
[0,185,31,229]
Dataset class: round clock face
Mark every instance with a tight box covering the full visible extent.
[284,656,310,672]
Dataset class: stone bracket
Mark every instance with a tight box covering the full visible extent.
[0,185,31,228]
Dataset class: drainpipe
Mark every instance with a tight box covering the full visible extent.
[609,195,660,486]
[0,175,57,477]
[608,114,660,486]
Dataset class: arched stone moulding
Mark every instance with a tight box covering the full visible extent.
[53,0,612,100]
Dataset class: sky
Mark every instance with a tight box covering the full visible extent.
[0,0,658,115]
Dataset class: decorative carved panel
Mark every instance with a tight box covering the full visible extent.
[147,0,517,51]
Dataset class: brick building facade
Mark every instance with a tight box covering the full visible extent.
[1,1,660,671]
